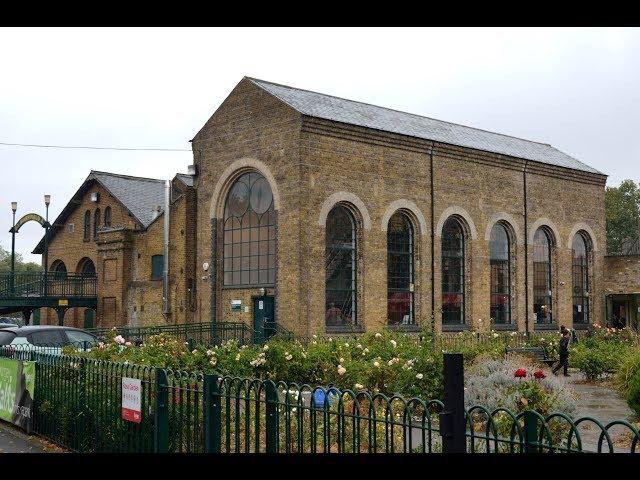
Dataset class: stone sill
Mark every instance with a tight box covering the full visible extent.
[325,325,365,335]
[386,324,421,333]
[491,324,518,331]
[441,324,470,333]
[534,323,559,331]
[572,323,591,331]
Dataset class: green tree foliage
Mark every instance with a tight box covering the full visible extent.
[0,244,42,273]
[605,179,640,254]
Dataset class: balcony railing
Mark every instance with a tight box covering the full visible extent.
[0,272,97,298]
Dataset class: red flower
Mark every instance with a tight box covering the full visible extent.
[533,370,545,379]
[514,368,527,378]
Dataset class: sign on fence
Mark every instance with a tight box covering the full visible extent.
[122,377,142,423]
[0,358,35,433]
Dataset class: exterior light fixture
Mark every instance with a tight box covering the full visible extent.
[11,202,17,213]
[259,287,266,297]
[44,195,51,206]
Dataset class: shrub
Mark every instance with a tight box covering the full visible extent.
[626,369,640,416]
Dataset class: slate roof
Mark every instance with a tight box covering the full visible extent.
[32,171,180,254]
[88,171,166,229]
[175,173,194,187]
[248,77,603,175]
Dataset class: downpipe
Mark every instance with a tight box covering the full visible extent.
[162,180,171,318]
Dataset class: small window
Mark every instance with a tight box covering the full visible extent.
[151,255,164,280]
[65,330,98,345]
[67,223,75,233]
[104,206,112,227]
[84,210,91,241]
[94,209,101,238]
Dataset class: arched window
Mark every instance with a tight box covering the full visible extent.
[490,223,511,324]
[442,217,465,325]
[83,210,91,241]
[223,172,275,286]
[387,212,414,325]
[572,232,590,325]
[94,208,101,239]
[51,260,67,280]
[325,204,357,327]
[533,228,553,325]
[104,206,112,227]
[78,258,96,277]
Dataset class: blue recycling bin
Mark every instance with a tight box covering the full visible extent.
[313,386,340,410]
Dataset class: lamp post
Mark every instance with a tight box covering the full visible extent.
[43,195,51,299]
[10,202,17,294]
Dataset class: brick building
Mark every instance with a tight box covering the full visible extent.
[34,171,197,328]
[31,77,617,335]
[191,77,607,337]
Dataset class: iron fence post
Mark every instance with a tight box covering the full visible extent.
[204,374,221,453]
[523,410,540,453]
[265,380,278,453]
[77,358,87,452]
[154,368,169,453]
[440,353,466,453]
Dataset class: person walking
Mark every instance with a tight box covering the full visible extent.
[552,330,571,377]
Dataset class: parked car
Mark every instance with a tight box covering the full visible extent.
[0,326,99,355]
[0,317,23,327]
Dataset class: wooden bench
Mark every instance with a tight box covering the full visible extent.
[505,346,557,367]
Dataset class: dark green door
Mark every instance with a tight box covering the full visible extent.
[253,296,275,343]
[83,309,94,329]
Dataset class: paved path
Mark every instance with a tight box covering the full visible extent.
[566,372,637,452]
[0,422,65,453]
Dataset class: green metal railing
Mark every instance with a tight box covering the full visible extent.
[1,346,638,454]
[0,272,97,298]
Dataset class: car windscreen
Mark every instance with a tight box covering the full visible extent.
[0,331,17,346]
[65,330,98,345]
[26,330,67,346]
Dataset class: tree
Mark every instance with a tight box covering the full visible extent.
[605,179,640,255]
[0,245,42,273]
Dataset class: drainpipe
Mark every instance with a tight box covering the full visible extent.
[430,142,436,348]
[162,180,171,318]
[523,160,530,336]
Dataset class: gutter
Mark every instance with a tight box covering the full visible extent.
[523,160,530,335]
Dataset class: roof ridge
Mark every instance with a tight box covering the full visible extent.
[89,170,166,183]
[247,77,554,148]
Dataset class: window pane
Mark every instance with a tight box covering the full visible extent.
[326,205,357,326]
[442,218,464,325]
[490,224,511,324]
[387,213,414,325]
[572,233,590,324]
[533,228,553,324]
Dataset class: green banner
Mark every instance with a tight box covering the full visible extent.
[0,358,35,432]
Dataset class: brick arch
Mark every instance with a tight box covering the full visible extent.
[567,223,598,252]
[318,192,371,230]
[528,217,561,246]
[435,206,478,239]
[208,157,281,219]
[484,212,523,245]
[380,199,427,235]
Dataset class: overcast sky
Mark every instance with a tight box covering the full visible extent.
[1,27,639,263]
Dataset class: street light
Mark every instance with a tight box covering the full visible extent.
[43,195,51,276]
[10,202,17,293]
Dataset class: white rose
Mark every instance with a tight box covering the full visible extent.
[373,361,380,368]
[339,357,345,363]
[416,373,424,380]
[375,333,382,339]
[337,365,346,376]
[235,353,241,361]
[285,354,293,361]
[263,344,269,351]
[354,383,364,390]
[390,340,397,348]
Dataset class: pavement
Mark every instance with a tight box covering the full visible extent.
[0,422,65,453]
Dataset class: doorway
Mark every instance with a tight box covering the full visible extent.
[252,296,275,343]
[83,309,94,329]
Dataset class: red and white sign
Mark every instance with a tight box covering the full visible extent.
[122,377,142,423]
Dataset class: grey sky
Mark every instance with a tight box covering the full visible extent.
[1,27,639,263]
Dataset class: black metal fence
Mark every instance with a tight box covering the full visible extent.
[1,347,638,454]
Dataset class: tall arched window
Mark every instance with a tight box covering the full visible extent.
[78,258,96,277]
[442,217,465,325]
[533,228,553,325]
[94,208,101,239]
[572,232,590,325]
[387,212,414,325]
[83,210,91,241]
[223,172,275,286]
[325,204,357,327]
[490,223,511,324]
[104,206,112,227]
